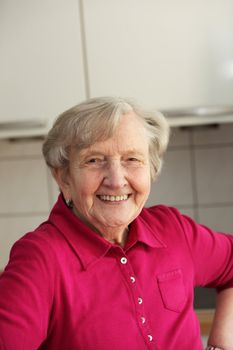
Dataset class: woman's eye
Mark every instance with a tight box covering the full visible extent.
[128,157,139,162]
[124,157,143,167]
[86,158,104,165]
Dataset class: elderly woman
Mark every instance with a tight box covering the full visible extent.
[0,97,233,350]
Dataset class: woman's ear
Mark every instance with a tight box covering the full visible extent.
[52,168,71,200]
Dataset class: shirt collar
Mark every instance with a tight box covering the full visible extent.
[48,194,166,270]
[125,209,167,251]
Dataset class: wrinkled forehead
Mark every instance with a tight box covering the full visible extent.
[71,113,150,159]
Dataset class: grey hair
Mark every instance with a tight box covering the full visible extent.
[42,96,170,181]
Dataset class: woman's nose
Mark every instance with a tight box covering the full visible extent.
[102,161,127,188]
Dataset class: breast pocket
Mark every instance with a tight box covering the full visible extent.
[157,268,186,313]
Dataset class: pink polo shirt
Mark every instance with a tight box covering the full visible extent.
[1,194,233,350]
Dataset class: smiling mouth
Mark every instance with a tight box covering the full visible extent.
[97,194,130,202]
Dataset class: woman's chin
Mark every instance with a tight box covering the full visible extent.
[92,212,135,232]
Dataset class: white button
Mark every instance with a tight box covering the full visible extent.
[148,335,153,342]
[141,316,146,324]
[130,276,136,283]
[138,297,143,305]
[120,257,127,264]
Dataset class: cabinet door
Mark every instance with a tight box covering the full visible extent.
[0,0,86,125]
[83,0,233,109]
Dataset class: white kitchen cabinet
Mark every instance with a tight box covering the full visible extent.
[0,0,86,129]
[83,0,233,110]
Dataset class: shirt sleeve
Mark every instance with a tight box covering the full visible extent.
[170,207,233,290]
[0,233,55,350]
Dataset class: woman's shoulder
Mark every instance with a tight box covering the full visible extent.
[140,205,195,238]
[16,220,63,247]
[8,220,68,268]
[142,204,184,222]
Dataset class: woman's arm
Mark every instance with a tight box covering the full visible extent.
[0,236,54,349]
[208,288,233,350]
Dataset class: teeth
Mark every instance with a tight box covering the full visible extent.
[99,195,129,201]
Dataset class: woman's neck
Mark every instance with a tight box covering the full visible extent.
[103,228,129,247]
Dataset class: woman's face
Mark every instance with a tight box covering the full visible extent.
[56,111,151,235]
